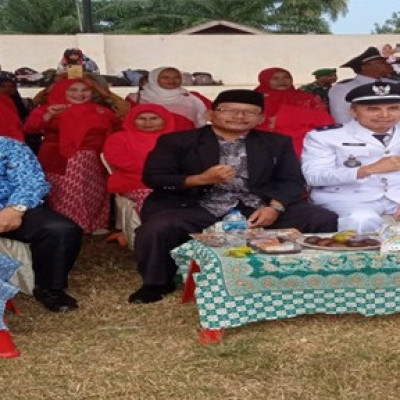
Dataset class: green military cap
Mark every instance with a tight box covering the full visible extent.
[312,68,337,78]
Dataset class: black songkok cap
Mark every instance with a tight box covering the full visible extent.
[212,89,264,111]
[0,71,16,84]
[341,47,386,71]
[345,81,400,104]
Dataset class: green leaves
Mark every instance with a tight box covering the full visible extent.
[0,0,80,33]
[94,0,348,34]
[0,0,350,34]
[265,0,348,33]
[374,11,400,34]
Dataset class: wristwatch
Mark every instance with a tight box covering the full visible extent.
[269,201,285,213]
[10,205,28,212]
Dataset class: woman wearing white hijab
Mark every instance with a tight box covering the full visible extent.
[126,66,210,130]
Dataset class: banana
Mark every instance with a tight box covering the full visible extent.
[225,246,253,257]
[332,230,357,243]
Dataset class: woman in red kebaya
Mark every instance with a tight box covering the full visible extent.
[103,103,175,214]
[0,94,23,141]
[255,67,334,158]
[24,78,119,233]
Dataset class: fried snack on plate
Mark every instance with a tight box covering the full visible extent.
[246,228,301,241]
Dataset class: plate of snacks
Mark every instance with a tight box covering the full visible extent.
[297,230,380,251]
[246,228,302,242]
[248,236,302,254]
[190,233,226,247]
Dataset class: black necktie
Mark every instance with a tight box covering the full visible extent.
[372,134,387,145]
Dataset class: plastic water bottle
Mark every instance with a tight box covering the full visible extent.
[222,208,247,247]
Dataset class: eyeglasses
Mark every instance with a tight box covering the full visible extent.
[214,108,262,117]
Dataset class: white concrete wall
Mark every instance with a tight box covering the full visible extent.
[2,33,398,93]
[18,85,236,101]
[103,34,400,85]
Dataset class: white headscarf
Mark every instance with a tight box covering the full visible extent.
[139,66,207,127]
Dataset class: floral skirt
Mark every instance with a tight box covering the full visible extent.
[122,188,152,214]
[46,150,109,233]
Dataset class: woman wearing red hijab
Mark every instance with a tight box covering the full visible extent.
[255,67,334,157]
[23,78,119,233]
[103,103,175,213]
[0,94,23,141]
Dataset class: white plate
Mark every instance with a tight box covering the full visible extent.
[249,241,302,255]
[190,233,226,247]
[297,236,380,251]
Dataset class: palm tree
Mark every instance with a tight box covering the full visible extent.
[0,0,80,33]
[374,11,400,33]
[265,0,348,33]
[174,0,270,29]
[0,0,349,34]
[95,0,348,34]
[80,0,94,32]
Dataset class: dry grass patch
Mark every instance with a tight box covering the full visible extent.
[2,236,400,399]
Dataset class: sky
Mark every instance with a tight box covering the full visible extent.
[330,0,399,34]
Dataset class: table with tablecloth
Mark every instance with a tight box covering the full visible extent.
[171,240,400,332]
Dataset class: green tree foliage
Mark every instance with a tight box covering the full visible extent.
[374,11,400,34]
[95,0,348,34]
[0,0,349,34]
[0,0,80,33]
[266,0,348,33]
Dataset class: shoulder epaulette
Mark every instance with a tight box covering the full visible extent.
[336,78,353,84]
[315,123,343,131]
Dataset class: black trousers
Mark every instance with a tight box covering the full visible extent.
[134,201,337,286]
[1,206,83,291]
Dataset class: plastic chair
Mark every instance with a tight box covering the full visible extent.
[100,153,141,250]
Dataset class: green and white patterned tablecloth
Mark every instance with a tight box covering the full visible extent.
[171,240,400,330]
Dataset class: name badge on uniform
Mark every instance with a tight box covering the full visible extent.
[343,155,362,168]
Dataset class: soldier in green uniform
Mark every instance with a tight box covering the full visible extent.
[300,68,337,108]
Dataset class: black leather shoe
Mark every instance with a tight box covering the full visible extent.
[128,287,163,304]
[128,282,177,304]
[33,288,78,312]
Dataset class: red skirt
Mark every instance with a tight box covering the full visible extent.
[46,150,110,233]
[123,189,152,214]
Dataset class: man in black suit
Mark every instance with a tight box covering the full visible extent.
[130,89,337,303]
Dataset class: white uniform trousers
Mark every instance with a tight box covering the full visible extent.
[316,197,398,233]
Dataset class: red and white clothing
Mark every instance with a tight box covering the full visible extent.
[103,104,175,212]
[46,150,109,232]
[24,78,119,232]
[255,67,334,158]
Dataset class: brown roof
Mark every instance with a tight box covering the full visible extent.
[173,20,267,35]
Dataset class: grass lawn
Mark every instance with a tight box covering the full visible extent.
[2,236,400,400]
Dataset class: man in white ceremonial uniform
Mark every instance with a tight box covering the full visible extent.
[328,47,395,124]
[302,81,400,233]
